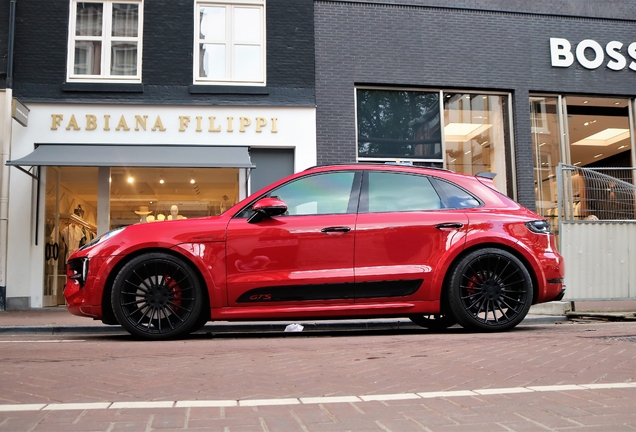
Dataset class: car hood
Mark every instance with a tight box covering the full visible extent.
[79,216,229,258]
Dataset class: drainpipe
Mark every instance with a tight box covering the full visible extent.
[0,0,17,310]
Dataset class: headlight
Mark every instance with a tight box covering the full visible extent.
[78,227,126,251]
[526,220,551,234]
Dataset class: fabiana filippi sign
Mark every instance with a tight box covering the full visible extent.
[550,37,636,71]
[51,113,278,133]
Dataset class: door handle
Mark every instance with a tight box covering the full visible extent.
[435,222,463,229]
[321,226,351,233]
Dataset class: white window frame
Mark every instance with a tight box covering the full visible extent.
[67,0,144,83]
[194,0,266,86]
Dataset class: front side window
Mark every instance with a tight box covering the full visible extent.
[195,1,265,85]
[68,1,143,82]
[267,172,356,216]
[365,172,442,213]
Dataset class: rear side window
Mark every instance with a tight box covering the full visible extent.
[432,178,481,209]
[366,172,442,212]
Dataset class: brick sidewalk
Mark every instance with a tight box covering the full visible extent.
[1,320,635,430]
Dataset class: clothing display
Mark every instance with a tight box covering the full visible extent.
[61,223,85,262]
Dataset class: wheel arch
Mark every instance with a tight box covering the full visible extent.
[439,242,540,308]
[100,247,211,325]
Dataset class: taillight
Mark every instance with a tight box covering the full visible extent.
[525,220,552,234]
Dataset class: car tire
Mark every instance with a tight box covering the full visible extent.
[409,314,456,331]
[111,252,203,340]
[446,248,533,332]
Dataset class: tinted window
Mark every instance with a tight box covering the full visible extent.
[357,89,442,160]
[432,179,481,209]
[367,172,441,212]
[268,172,356,216]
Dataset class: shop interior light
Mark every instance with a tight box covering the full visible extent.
[444,123,492,142]
[190,179,196,184]
[127,176,134,183]
[159,179,165,184]
[572,128,630,146]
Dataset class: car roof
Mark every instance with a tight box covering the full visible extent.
[303,162,491,181]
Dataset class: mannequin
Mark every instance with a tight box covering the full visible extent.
[167,205,186,220]
[220,195,230,213]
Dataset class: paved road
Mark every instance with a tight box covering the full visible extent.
[0,320,635,431]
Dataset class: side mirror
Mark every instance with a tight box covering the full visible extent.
[248,197,288,223]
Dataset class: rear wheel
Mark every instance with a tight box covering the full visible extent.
[447,248,533,332]
[112,252,203,340]
[409,314,456,330]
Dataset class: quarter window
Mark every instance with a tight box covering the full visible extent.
[195,1,265,85]
[366,172,442,213]
[67,1,143,82]
[431,178,481,209]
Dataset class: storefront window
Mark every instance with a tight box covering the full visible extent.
[531,95,634,224]
[43,165,240,305]
[444,93,510,194]
[530,96,562,220]
[356,89,442,161]
[44,167,98,306]
[110,167,239,226]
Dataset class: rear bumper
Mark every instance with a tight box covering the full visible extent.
[550,286,566,302]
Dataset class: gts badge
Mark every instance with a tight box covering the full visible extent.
[249,293,272,301]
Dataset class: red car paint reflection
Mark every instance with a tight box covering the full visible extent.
[65,164,565,340]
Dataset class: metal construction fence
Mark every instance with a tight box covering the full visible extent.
[556,163,636,300]
[556,163,636,223]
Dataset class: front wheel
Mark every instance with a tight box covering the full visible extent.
[112,252,204,340]
[446,248,533,332]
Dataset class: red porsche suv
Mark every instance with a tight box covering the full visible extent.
[65,164,565,340]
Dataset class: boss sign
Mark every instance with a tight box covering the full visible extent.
[550,37,636,71]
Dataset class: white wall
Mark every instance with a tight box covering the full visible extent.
[562,222,636,300]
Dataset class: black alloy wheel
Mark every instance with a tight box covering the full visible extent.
[409,314,457,331]
[447,248,533,332]
[112,252,203,340]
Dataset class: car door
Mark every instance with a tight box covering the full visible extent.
[354,171,472,302]
[225,171,361,307]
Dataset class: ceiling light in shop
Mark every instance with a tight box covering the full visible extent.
[127,176,134,183]
[159,179,164,184]
[594,153,603,158]
[572,128,630,146]
[190,179,196,184]
[444,123,492,142]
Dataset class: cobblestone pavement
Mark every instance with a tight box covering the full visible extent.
[0,320,635,431]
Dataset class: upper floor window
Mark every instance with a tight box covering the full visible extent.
[67,1,143,82]
[194,1,265,85]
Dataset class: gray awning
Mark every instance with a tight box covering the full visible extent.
[6,144,254,169]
